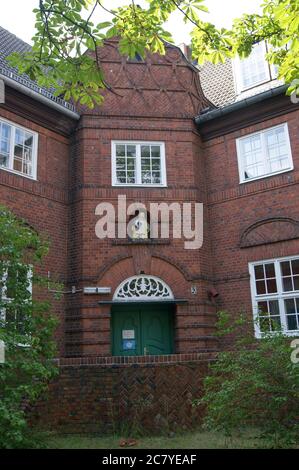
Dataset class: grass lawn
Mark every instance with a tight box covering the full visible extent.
[46,430,263,449]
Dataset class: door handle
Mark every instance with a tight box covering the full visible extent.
[143,346,147,356]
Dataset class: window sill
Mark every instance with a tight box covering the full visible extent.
[0,166,37,181]
[240,167,293,185]
[238,78,273,94]
[112,184,167,189]
[112,238,171,246]
[255,330,299,339]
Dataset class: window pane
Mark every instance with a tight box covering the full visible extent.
[292,260,299,275]
[127,145,136,158]
[141,159,151,170]
[265,263,275,278]
[115,144,136,184]
[152,171,161,184]
[142,171,152,184]
[151,146,160,158]
[259,317,270,333]
[240,134,264,181]
[127,173,135,184]
[281,261,291,276]
[254,265,264,280]
[285,297,299,331]
[116,145,125,157]
[257,299,282,333]
[0,122,11,168]
[141,146,150,158]
[257,301,268,313]
[152,158,160,171]
[282,276,293,292]
[265,126,290,173]
[266,278,277,294]
[5,306,27,335]
[256,280,266,295]
[280,259,299,292]
[116,171,126,184]
[239,42,269,89]
[268,300,279,316]
[287,315,298,331]
[116,157,126,170]
[140,145,162,185]
[13,128,34,177]
[285,298,295,314]
[127,158,135,170]
[270,317,281,331]
[6,266,18,299]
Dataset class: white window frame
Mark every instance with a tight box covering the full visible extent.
[236,123,293,184]
[111,141,167,187]
[0,264,32,348]
[233,42,271,94]
[0,117,38,180]
[249,255,299,338]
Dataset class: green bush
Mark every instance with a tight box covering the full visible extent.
[0,206,59,448]
[198,312,299,448]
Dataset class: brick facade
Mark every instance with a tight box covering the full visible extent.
[31,355,213,433]
[205,110,299,347]
[65,40,218,357]
[1,37,299,431]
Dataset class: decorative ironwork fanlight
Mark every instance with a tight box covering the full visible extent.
[113,275,174,301]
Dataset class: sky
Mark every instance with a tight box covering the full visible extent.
[0,0,262,46]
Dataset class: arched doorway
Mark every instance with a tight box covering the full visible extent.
[111,276,175,356]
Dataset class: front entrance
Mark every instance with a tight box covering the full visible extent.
[112,304,174,356]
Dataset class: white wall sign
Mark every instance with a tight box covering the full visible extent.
[122,330,135,340]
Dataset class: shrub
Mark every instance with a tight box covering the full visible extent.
[198,312,299,448]
[0,206,59,448]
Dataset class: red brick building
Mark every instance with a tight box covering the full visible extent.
[1,28,299,430]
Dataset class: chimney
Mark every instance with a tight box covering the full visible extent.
[179,43,192,61]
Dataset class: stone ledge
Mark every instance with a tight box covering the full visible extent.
[112,238,171,246]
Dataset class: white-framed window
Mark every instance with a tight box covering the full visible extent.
[234,41,278,93]
[111,141,167,187]
[236,123,293,183]
[0,117,38,179]
[249,256,299,338]
[0,264,32,342]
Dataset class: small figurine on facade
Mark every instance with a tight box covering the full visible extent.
[130,210,149,239]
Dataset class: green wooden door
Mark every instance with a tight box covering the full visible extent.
[112,304,173,356]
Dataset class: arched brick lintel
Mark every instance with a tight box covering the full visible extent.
[98,255,189,299]
[240,217,299,248]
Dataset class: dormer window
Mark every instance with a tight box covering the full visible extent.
[234,42,278,93]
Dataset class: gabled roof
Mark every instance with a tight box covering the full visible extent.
[0,26,76,113]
